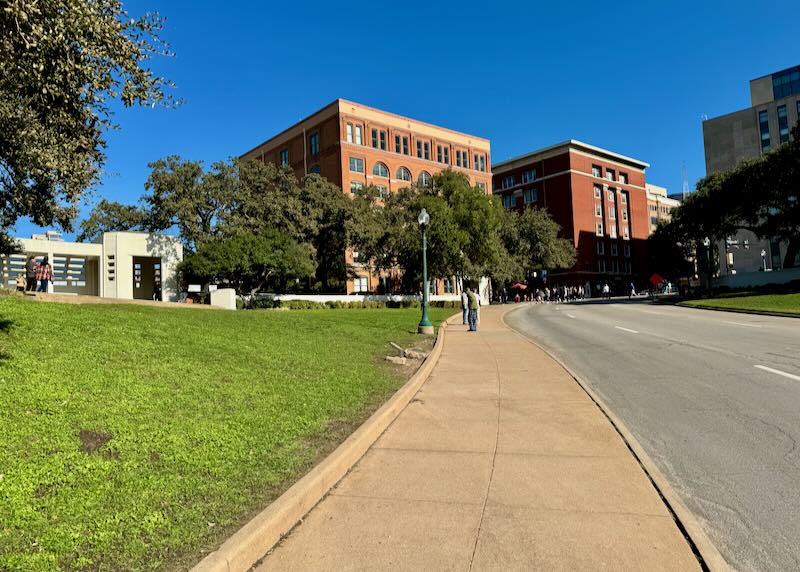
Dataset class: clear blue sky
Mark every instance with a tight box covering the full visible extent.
[16,0,800,239]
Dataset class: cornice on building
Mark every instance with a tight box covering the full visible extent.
[492,140,649,173]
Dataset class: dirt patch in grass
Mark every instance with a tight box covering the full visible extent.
[78,429,112,454]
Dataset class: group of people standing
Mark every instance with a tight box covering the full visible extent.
[460,287,481,332]
[15,255,53,293]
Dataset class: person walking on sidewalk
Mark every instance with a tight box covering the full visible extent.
[35,256,53,293]
[466,287,479,332]
[25,255,37,292]
[461,288,469,325]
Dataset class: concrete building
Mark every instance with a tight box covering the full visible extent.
[493,141,650,293]
[702,65,800,273]
[240,99,492,294]
[645,184,681,234]
[2,231,183,301]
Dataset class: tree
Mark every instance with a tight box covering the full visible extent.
[144,156,235,251]
[178,232,315,296]
[77,199,148,242]
[500,207,576,281]
[0,0,175,239]
[646,220,695,281]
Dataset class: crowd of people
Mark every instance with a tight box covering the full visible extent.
[14,255,54,293]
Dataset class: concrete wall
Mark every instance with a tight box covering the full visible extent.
[714,267,800,289]
[101,232,183,302]
[257,293,492,305]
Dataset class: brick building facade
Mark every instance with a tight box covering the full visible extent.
[241,99,492,294]
[493,141,650,294]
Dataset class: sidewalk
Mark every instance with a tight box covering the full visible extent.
[256,305,701,571]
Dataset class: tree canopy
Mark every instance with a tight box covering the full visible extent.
[0,0,175,239]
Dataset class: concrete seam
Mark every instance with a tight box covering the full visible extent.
[467,329,503,572]
[500,304,732,572]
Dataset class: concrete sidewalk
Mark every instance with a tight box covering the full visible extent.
[256,305,701,571]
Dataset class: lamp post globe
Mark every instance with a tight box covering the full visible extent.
[418,208,434,335]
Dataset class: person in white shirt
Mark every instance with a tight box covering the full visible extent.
[461,289,469,324]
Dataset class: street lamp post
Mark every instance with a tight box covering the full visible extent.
[702,237,712,294]
[418,208,434,335]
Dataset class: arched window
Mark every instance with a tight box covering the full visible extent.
[372,162,389,178]
[397,167,412,181]
[418,171,432,186]
[309,164,321,174]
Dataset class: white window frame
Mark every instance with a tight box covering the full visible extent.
[623,226,630,239]
[349,157,364,173]
[620,173,628,184]
[592,165,602,177]
[522,169,537,183]
[353,276,368,293]
[375,185,388,199]
[524,189,538,204]
[608,207,616,219]
[594,185,602,199]
[350,181,364,194]
[502,175,515,189]
[622,210,628,221]
[503,195,515,209]
[596,222,603,236]
[355,125,362,145]
[606,169,615,181]
[595,203,602,217]
[346,123,353,143]
[610,225,617,238]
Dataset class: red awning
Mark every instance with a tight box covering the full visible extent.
[511,283,528,290]
[649,273,665,286]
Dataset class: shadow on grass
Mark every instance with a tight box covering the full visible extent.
[0,317,14,363]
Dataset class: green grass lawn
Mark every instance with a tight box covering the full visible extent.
[0,297,453,571]
[679,292,800,315]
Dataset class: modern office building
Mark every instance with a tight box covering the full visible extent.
[493,140,650,292]
[702,64,800,272]
[241,99,492,294]
[2,231,183,301]
[646,184,681,234]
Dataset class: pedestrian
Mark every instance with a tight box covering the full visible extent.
[15,273,26,292]
[35,256,53,293]
[602,283,610,300]
[466,287,479,332]
[25,255,37,292]
[461,288,469,325]
[475,289,481,325]
[628,282,636,299]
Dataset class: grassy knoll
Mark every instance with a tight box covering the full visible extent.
[0,297,452,571]
[679,292,800,316]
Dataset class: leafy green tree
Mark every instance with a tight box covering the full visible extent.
[77,199,148,242]
[646,220,695,281]
[0,0,175,238]
[500,207,576,281]
[178,232,315,295]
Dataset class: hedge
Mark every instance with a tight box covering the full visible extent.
[243,299,460,311]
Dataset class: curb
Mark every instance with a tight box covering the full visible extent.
[192,321,449,572]
[500,304,732,572]
[676,302,799,319]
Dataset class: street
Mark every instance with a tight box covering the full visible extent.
[505,300,800,572]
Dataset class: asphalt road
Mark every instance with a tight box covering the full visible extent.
[505,299,800,572]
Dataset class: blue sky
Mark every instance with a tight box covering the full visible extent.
[16,0,800,239]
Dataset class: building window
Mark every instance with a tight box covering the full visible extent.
[606,169,615,181]
[418,171,432,186]
[349,157,364,173]
[524,189,538,204]
[622,210,628,221]
[396,167,412,181]
[437,145,442,163]
[309,132,320,156]
[395,135,401,153]
[778,105,790,144]
[353,276,368,293]
[473,154,486,172]
[608,189,615,202]
[611,242,618,256]
[279,149,289,167]
[443,276,455,294]
[650,216,658,225]
[355,125,362,145]
[598,259,606,273]
[375,185,388,199]
[372,128,387,150]
[444,146,450,164]
[759,110,770,151]
[477,182,486,192]
[502,175,515,189]
[310,164,321,174]
[373,162,389,177]
[597,240,605,255]
[592,165,602,177]
[623,226,630,239]
[380,130,386,150]
[596,222,603,236]
[350,181,364,194]
[456,150,462,167]
[346,123,353,143]
[395,135,410,155]
[624,261,632,274]
[771,66,800,100]
[595,203,602,217]
[623,244,631,258]
[609,225,617,238]
[503,195,515,209]
[522,169,536,183]
[620,191,627,204]
[619,173,628,184]
[594,185,602,199]
[424,142,430,160]
[608,206,616,219]
[612,260,619,274]
[416,141,423,158]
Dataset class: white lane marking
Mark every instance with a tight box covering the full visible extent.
[754,365,800,382]
[722,320,763,328]
[615,326,639,334]
[566,313,576,319]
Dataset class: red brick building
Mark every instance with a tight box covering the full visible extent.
[241,99,492,294]
[492,141,650,294]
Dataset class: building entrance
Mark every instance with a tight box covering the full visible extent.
[132,256,163,300]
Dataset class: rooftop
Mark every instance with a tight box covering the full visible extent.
[493,140,650,172]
